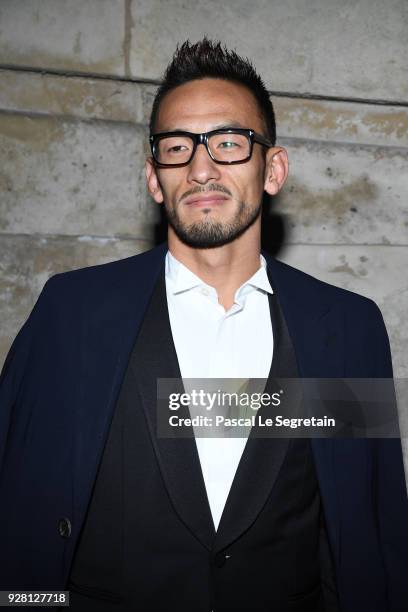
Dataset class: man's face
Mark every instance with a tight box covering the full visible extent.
[146,78,279,249]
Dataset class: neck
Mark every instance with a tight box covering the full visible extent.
[168,223,262,310]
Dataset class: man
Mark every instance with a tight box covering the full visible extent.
[0,38,407,612]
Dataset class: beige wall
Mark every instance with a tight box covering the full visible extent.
[1,1,407,455]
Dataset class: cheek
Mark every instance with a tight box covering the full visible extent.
[230,165,264,202]
[159,169,192,200]
[156,172,182,203]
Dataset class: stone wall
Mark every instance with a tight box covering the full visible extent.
[1,1,407,460]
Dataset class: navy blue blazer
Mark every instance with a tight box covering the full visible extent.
[0,242,407,610]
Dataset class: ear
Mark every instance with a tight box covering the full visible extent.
[145,157,164,204]
[263,147,289,196]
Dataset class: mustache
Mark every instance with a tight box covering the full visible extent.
[179,183,232,203]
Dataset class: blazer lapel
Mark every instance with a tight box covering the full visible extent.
[73,245,169,535]
[264,253,344,562]
[264,253,345,379]
[131,267,216,550]
[214,254,345,555]
[214,279,294,552]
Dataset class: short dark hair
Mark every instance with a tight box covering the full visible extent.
[149,37,276,145]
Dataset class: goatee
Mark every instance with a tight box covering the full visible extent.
[164,199,261,249]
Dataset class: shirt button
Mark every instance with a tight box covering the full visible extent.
[201,287,210,296]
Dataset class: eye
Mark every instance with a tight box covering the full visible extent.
[218,140,239,149]
[167,144,188,153]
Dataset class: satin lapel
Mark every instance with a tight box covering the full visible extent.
[215,254,345,555]
[214,286,293,552]
[264,253,345,562]
[131,268,216,551]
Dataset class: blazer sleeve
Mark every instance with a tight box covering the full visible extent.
[0,278,54,475]
[370,303,408,612]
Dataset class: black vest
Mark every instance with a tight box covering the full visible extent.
[66,267,338,611]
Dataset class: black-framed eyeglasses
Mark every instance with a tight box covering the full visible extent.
[149,128,273,167]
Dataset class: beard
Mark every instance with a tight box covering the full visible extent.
[164,198,262,249]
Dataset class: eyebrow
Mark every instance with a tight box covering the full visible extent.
[163,121,248,133]
[210,121,247,130]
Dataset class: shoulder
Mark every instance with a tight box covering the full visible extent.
[267,255,382,319]
[12,242,167,343]
[43,242,167,299]
[33,243,167,321]
[268,256,392,375]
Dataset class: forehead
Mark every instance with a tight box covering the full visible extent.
[155,78,265,133]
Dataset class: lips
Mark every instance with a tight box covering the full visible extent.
[185,195,228,206]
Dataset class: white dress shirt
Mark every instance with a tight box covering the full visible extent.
[165,250,274,530]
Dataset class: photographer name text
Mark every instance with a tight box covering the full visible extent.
[168,415,336,429]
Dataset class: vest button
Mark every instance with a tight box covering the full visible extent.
[58,517,72,538]
[213,551,227,568]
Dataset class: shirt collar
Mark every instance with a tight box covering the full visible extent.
[165,250,273,296]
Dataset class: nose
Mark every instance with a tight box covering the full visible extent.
[186,142,221,185]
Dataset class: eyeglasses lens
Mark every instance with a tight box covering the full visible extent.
[155,132,250,165]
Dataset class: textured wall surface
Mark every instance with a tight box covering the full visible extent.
[1,1,407,467]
